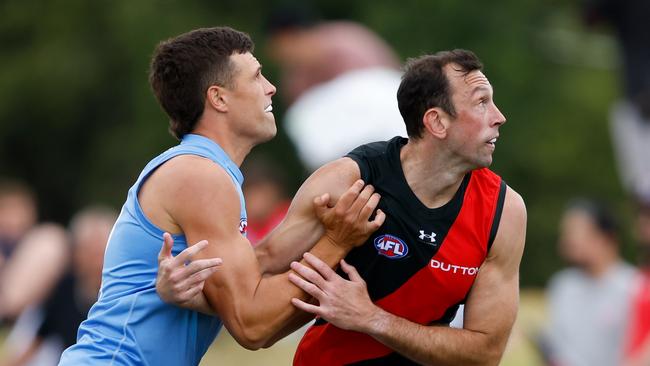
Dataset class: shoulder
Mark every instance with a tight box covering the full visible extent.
[504,186,526,219]
[158,154,239,200]
[293,157,361,207]
[613,262,638,283]
[310,157,360,182]
[151,155,241,223]
[547,269,585,297]
[346,137,401,160]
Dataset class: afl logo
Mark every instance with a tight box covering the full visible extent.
[374,234,409,259]
[239,218,247,235]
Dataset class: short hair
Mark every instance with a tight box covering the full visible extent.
[397,49,483,139]
[149,27,254,139]
[68,205,118,244]
[565,198,620,242]
[0,178,36,203]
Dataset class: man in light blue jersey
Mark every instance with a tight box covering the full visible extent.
[59,26,384,366]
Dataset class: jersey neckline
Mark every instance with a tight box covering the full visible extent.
[388,137,470,218]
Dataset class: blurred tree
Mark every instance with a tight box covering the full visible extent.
[0,0,628,286]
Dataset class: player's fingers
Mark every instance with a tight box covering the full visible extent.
[290,260,329,289]
[357,192,381,223]
[368,209,386,230]
[158,233,174,263]
[340,259,364,283]
[173,240,209,266]
[334,180,365,215]
[313,193,331,220]
[183,258,222,276]
[302,252,337,281]
[291,298,322,315]
[347,185,375,221]
[179,284,204,303]
[186,266,220,287]
[289,272,325,299]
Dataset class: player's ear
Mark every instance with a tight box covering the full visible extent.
[423,107,448,139]
[206,85,228,112]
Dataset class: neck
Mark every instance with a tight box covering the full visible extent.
[400,138,472,208]
[584,251,619,278]
[191,125,253,167]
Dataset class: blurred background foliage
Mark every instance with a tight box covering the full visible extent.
[0,0,630,287]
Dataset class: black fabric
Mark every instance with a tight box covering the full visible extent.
[343,137,469,301]
[37,272,92,348]
[346,351,423,366]
[487,179,507,252]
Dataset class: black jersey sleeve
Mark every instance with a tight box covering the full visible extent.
[487,179,507,252]
[344,138,400,183]
[345,150,370,182]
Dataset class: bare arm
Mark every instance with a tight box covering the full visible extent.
[0,224,68,320]
[153,156,381,349]
[253,158,362,274]
[290,186,527,365]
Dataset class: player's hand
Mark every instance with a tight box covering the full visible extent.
[314,179,385,250]
[156,233,222,306]
[288,252,377,333]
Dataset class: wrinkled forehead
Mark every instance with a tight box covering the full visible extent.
[444,64,491,94]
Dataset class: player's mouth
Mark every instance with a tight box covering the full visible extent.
[486,136,498,147]
[264,103,273,112]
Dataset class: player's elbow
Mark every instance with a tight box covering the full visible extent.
[230,331,266,350]
[481,349,504,366]
[229,321,274,350]
[475,336,507,366]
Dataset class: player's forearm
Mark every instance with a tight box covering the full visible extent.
[261,310,315,348]
[363,308,505,366]
[255,223,323,275]
[216,237,349,349]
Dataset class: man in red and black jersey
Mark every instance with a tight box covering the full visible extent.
[285,50,526,366]
[158,49,526,366]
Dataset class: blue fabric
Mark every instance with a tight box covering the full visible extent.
[59,134,246,365]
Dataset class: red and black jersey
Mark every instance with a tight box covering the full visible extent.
[293,137,507,366]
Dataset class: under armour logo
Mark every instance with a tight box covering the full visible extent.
[419,230,436,243]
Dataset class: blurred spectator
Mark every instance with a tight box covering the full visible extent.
[582,0,650,200]
[544,198,636,366]
[1,206,117,366]
[0,224,68,321]
[581,3,650,363]
[266,16,406,171]
[241,157,290,246]
[622,199,650,365]
[0,191,66,322]
[0,179,37,264]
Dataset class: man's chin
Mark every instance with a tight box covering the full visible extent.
[260,127,277,143]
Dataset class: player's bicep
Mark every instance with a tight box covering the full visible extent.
[255,158,361,273]
[170,164,262,309]
[463,187,526,344]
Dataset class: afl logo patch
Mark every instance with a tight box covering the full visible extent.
[239,218,247,235]
[374,234,409,259]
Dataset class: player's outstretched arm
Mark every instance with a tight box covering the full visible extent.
[290,186,526,366]
[253,158,366,274]
[161,157,383,350]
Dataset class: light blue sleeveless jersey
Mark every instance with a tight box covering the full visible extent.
[59,134,247,365]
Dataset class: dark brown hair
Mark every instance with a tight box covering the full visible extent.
[397,49,483,139]
[149,27,254,139]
